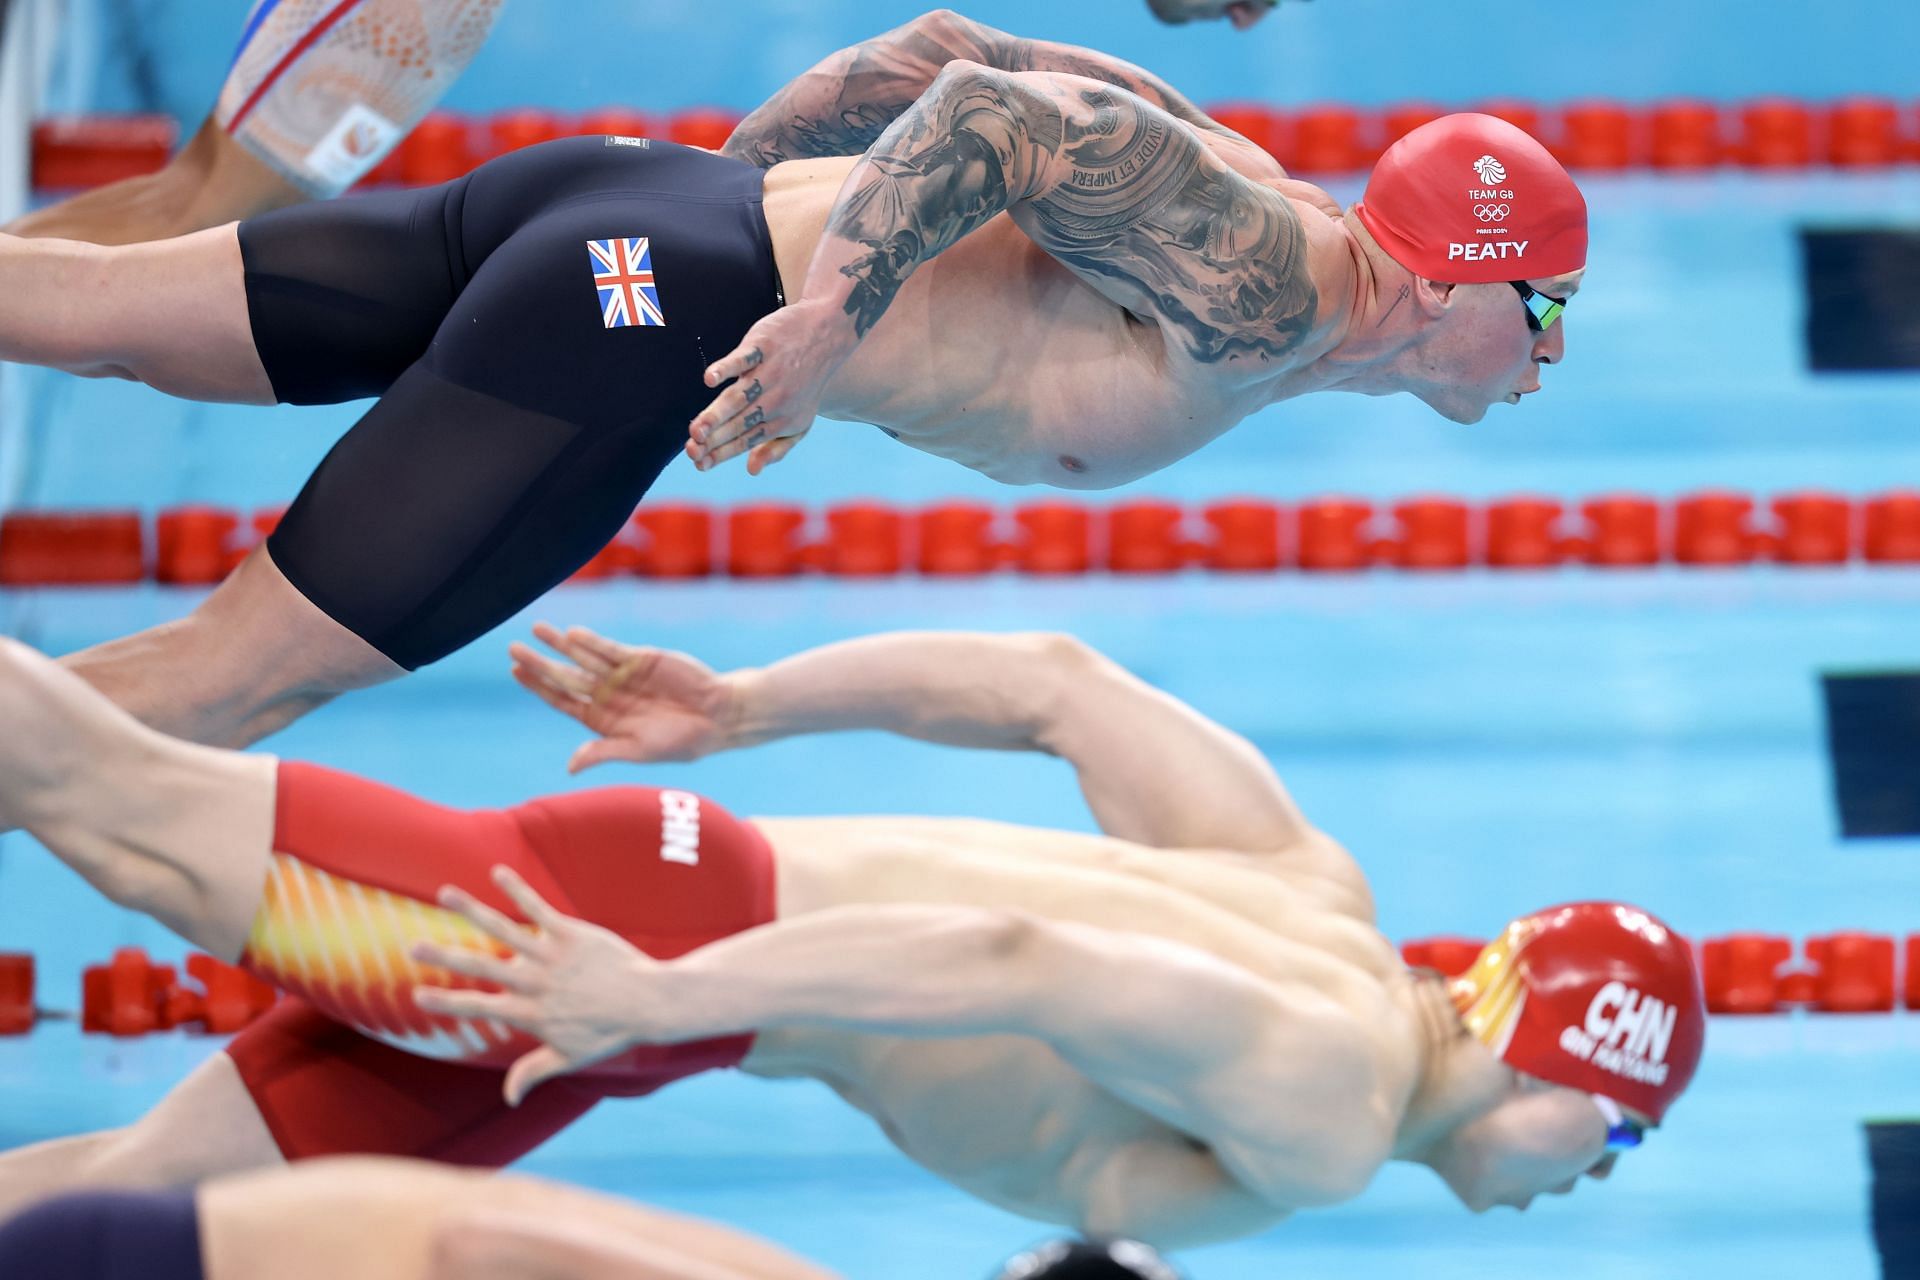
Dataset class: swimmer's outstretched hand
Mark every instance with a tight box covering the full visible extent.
[509,622,740,772]
[687,298,848,475]
[412,866,679,1106]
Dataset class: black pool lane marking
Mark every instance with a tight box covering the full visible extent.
[1823,672,1920,838]
[1801,230,1920,371]
[1870,1121,1920,1278]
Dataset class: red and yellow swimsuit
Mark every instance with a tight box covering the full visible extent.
[225,762,775,1163]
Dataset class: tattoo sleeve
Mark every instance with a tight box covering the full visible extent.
[722,9,1274,173]
[802,62,1316,366]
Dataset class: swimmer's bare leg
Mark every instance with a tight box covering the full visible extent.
[60,545,405,748]
[0,1054,281,1214]
[4,116,307,247]
[0,635,275,958]
[0,221,274,403]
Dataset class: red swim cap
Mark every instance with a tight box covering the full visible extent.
[1449,902,1704,1123]
[1354,113,1587,284]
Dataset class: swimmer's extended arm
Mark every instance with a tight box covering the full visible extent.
[689,62,1316,471]
[736,629,1324,855]
[723,9,1278,180]
[429,1205,840,1280]
[510,624,1328,861]
[420,881,1393,1215]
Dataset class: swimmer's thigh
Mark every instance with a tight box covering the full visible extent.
[237,178,470,403]
[0,1053,281,1216]
[264,204,706,669]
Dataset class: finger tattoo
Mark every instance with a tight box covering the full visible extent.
[746,428,768,448]
[743,378,764,404]
[743,347,764,368]
[743,407,766,431]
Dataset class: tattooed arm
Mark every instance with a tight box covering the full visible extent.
[722,9,1281,181]
[688,63,1316,472]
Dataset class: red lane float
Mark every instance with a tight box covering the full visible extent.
[1649,100,1723,170]
[1804,932,1897,1013]
[15,491,1920,584]
[726,504,807,578]
[666,108,741,152]
[1827,97,1903,167]
[1485,496,1566,568]
[633,504,714,578]
[1556,101,1636,170]
[1203,501,1283,572]
[821,503,905,576]
[82,948,277,1036]
[1578,495,1662,567]
[1015,503,1094,576]
[0,511,144,585]
[399,112,474,185]
[16,932,1920,1039]
[0,954,33,1036]
[35,98,1920,198]
[155,506,240,585]
[1737,98,1816,168]
[1703,933,1793,1014]
[30,115,176,189]
[1291,105,1369,172]
[915,503,999,576]
[1673,491,1757,566]
[1108,501,1188,574]
[1296,498,1373,571]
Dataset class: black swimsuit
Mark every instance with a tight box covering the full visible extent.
[240,135,784,668]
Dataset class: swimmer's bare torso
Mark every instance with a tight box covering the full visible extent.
[759,158,1352,487]
[746,813,1402,1244]
[487,626,1454,1247]
[706,9,1362,487]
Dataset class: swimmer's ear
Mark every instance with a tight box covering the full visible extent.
[1414,277,1458,316]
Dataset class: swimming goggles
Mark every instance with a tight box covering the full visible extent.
[1592,1095,1647,1152]
[1511,280,1567,333]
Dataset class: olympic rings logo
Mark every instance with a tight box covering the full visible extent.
[1473,203,1511,222]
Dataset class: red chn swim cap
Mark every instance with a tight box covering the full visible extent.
[1354,113,1587,284]
[1449,902,1704,1123]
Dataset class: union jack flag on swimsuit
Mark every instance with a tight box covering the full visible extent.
[589,237,666,328]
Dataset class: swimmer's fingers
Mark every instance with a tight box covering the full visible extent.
[412,984,537,1024]
[508,643,596,702]
[436,883,548,958]
[689,375,762,443]
[503,1044,577,1107]
[699,413,797,471]
[510,653,593,721]
[701,339,765,391]
[745,431,806,476]
[527,621,616,680]
[410,941,526,992]
[553,624,632,677]
[491,865,574,936]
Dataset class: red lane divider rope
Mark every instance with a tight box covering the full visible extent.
[1407,930,1917,1017]
[28,95,1920,192]
[0,930,1911,1038]
[4,491,1920,587]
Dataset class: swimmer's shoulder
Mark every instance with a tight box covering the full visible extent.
[1275,179,1344,222]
